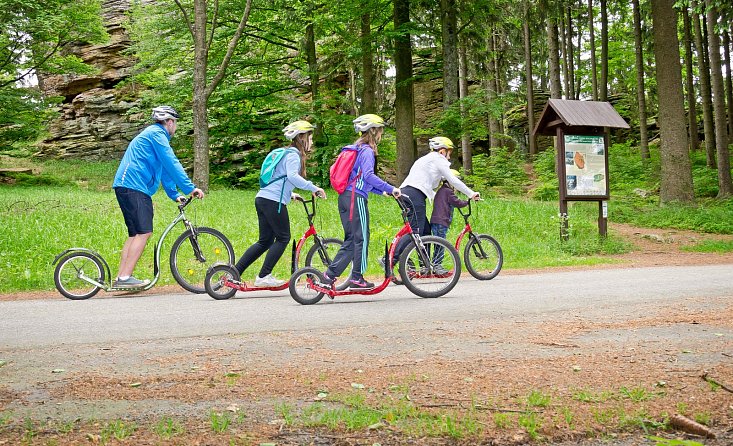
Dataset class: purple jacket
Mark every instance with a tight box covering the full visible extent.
[430,183,469,227]
[346,143,395,199]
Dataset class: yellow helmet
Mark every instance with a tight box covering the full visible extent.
[449,168,461,179]
[429,136,454,151]
[353,114,385,133]
[283,120,316,140]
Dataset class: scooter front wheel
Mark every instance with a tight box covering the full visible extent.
[289,267,326,305]
[54,252,105,300]
[204,263,240,300]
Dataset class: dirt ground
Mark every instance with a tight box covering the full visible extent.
[2,223,733,445]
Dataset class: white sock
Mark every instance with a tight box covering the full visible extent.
[118,276,130,281]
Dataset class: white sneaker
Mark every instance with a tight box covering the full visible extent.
[253,274,286,287]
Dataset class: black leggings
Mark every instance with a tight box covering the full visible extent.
[235,197,291,277]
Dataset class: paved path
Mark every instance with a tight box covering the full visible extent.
[2,264,732,349]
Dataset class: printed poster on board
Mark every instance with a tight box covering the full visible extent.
[564,135,606,196]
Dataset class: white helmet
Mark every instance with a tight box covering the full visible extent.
[353,114,385,133]
[151,106,179,122]
[429,136,454,151]
[282,120,316,140]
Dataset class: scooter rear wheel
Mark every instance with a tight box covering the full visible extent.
[54,252,105,300]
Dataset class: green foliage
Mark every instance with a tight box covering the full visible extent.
[530,148,559,201]
[647,437,704,446]
[465,148,528,196]
[100,420,136,442]
[0,0,107,150]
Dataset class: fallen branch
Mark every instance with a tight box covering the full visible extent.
[701,372,733,394]
[670,413,716,438]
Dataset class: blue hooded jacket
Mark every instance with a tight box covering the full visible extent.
[112,123,195,199]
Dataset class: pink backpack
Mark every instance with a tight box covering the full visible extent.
[329,145,361,193]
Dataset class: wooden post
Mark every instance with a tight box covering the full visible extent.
[560,199,569,241]
[598,200,608,237]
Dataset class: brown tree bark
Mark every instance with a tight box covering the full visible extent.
[705,0,732,197]
[588,0,598,101]
[486,31,500,148]
[691,0,716,168]
[682,6,700,152]
[441,0,459,111]
[361,13,376,114]
[394,0,415,182]
[524,0,537,156]
[723,30,733,140]
[632,0,649,160]
[559,9,570,97]
[599,0,608,101]
[547,16,562,99]
[176,0,253,191]
[458,33,472,174]
[650,0,695,203]
[566,5,576,100]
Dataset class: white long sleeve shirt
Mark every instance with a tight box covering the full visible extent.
[400,151,475,201]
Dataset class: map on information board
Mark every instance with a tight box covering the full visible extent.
[563,135,607,197]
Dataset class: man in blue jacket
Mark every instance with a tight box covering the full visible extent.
[112,106,204,288]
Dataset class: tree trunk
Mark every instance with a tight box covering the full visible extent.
[650,0,695,203]
[441,0,459,112]
[723,30,733,140]
[305,21,322,141]
[547,17,562,99]
[458,33,472,174]
[493,32,505,139]
[691,0,716,168]
[599,0,608,101]
[567,5,576,100]
[486,32,500,148]
[192,0,209,190]
[183,0,252,190]
[705,0,732,197]
[575,0,583,99]
[361,13,376,114]
[559,9,570,97]
[631,0,649,160]
[588,0,598,101]
[682,6,700,152]
[524,0,537,156]
[394,0,415,182]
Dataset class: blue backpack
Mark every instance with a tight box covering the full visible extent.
[259,147,299,212]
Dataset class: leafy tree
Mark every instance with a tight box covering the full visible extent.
[0,0,106,150]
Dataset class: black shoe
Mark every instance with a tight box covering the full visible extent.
[349,278,375,289]
[321,272,336,286]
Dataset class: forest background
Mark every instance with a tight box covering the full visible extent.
[1,0,733,292]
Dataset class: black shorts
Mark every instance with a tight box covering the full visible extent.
[115,187,154,236]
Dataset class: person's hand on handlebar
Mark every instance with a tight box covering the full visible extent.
[191,188,205,199]
[391,187,402,198]
[471,192,481,201]
[291,192,303,202]
[313,188,326,199]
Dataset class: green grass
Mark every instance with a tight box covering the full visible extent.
[2,150,732,293]
[0,184,630,293]
[681,239,733,253]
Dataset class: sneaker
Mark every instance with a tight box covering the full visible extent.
[321,272,337,286]
[254,274,286,287]
[113,276,150,289]
[349,278,375,290]
[432,265,451,276]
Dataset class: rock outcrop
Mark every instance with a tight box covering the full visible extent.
[36,0,143,160]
